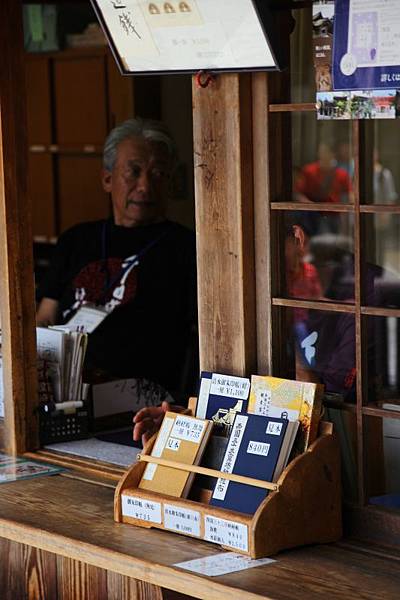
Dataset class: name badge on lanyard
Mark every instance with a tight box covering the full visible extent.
[65,304,108,333]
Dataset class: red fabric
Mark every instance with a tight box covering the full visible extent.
[287,262,322,322]
[295,162,351,204]
[287,262,322,300]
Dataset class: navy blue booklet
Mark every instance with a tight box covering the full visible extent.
[195,372,250,435]
[210,413,293,515]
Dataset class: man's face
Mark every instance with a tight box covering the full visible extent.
[102,136,171,227]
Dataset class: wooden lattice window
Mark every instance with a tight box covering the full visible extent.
[253,5,400,544]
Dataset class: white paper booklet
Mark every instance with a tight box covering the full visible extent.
[36,327,88,404]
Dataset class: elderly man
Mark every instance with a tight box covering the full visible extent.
[36,118,197,399]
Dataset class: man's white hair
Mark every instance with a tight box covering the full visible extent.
[103,117,177,172]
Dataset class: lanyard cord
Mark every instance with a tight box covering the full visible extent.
[98,220,167,304]
[101,220,110,291]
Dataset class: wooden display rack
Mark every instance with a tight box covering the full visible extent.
[114,415,342,558]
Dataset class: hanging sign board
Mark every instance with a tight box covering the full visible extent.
[333,0,400,91]
[90,0,282,75]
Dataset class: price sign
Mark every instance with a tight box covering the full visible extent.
[204,515,248,552]
[121,495,162,523]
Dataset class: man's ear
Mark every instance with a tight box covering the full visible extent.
[292,225,306,250]
[102,169,112,193]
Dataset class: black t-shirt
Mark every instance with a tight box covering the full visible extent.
[38,219,197,393]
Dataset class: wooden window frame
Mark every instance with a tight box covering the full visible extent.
[251,8,400,545]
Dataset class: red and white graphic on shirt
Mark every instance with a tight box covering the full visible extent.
[65,254,139,318]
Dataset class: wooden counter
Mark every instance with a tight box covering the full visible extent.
[0,473,400,599]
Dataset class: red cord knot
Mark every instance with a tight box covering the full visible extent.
[195,70,215,88]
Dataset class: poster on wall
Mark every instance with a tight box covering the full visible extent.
[313,0,334,93]
[317,88,399,120]
[90,0,281,74]
[333,0,400,91]
[314,0,400,120]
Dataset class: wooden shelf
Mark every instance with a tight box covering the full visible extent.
[269,103,316,112]
[29,145,103,155]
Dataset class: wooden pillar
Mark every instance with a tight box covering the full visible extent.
[0,0,38,453]
[192,73,256,376]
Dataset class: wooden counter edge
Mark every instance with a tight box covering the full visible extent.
[0,516,271,600]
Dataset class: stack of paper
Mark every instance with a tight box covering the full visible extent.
[36,326,88,405]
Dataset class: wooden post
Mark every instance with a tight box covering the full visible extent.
[253,9,293,376]
[192,73,256,376]
[0,0,38,453]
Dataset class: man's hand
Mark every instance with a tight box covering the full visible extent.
[133,401,187,446]
[36,297,59,327]
[133,401,170,445]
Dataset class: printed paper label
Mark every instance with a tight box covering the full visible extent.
[164,504,201,537]
[204,515,248,552]
[170,415,206,442]
[166,437,181,451]
[212,414,247,501]
[210,373,250,400]
[65,305,107,333]
[266,421,283,436]
[254,389,271,415]
[121,495,162,523]
[247,440,270,456]
[174,551,276,576]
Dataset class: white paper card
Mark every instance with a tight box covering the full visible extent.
[247,440,270,457]
[65,305,108,333]
[164,504,201,537]
[142,416,174,480]
[346,0,400,69]
[174,551,276,577]
[204,515,248,552]
[166,437,181,451]
[266,421,283,436]
[212,414,247,501]
[36,326,65,403]
[170,415,206,442]
[210,373,250,400]
[196,376,212,418]
[121,494,162,523]
[254,388,272,415]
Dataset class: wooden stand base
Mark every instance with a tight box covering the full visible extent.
[114,421,342,558]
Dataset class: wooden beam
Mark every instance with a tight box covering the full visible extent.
[254,9,292,377]
[192,73,256,376]
[252,72,271,374]
[0,0,38,453]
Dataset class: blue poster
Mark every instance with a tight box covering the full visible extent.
[333,0,400,91]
